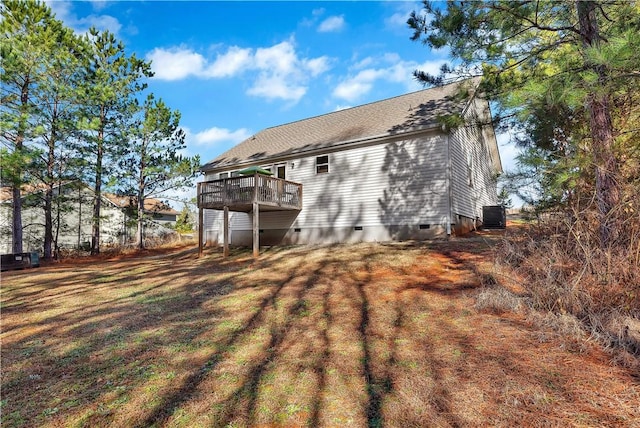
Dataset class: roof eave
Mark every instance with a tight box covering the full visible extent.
[200,124,441,174]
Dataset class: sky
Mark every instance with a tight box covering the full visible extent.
[46,0,520,205]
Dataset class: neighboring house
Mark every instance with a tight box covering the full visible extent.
[0,183,126,253]
[197,78,502,252]
[103,194,180,227]
[0,182,179,254]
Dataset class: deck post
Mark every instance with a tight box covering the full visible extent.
[253,201,259,258]
[197,182,203,257]
[223,206,229,257]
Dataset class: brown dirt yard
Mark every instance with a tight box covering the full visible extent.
[1,234,639,427]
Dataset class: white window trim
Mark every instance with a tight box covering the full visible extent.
[316,155,329,174]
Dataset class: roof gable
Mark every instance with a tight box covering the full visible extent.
[202,78,481,172]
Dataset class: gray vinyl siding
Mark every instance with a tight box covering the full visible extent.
[288,134,449,230]
[202,209,225,244]
[449,98,498,221]
[202,131,451,243]
[0,187,127,253]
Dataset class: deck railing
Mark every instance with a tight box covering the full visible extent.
[198,174,302,211]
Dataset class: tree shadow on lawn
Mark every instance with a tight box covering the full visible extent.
[1,250,245,426]
[1,243,638,427]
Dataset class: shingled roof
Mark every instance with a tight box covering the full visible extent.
[1,184,179,217]
[103,194,180,216]
[202,78,481,172]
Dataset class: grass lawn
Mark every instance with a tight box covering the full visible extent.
[1,236,639,427]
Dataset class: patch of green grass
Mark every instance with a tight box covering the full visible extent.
[396,359,419,369]
[135,294,180,305]
[90,275,121,284]
[276,403,308,422]
[452,348,464,358]
[41,407,59,417]
[4,410,25,426]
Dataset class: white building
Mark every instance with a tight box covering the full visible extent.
[0,183,179,254]
[197,79,502,252]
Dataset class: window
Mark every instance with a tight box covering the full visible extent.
[231,171,240,177]
[219,172,229,179]
[276,164,286,179]
[316,155,329,174]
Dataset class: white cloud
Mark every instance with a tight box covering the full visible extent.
[190,127,252,146]
[334,104,353,111]
[414,60,446,78]
[353,57,374,70]
[318,15,345,33]
[254,41,297,74]
[333,80,373,102]
[384,2,427,32]
[46,1,72,20]
[76,14,122,35]
[147,40,332,104]
[89,0,109,12]
[247,40,328,102]
[248,75,307,102]
[303,57,331,77]
[385,11,409,29]
[332,55,447,102]
[45,1,122,35]
[146,47,205,80]
[204,47,252,78]
[300,8,327,28]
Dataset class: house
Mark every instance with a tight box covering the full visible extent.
[197,78,502,256]
[103,194,180,227]
[0,183,126,253]
[0,182,179,254]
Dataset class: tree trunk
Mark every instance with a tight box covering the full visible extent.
[576,0,621,247]
[11,77,30,254]
[44,187,53,260]
[43,112,58,260]
[137,143,147,250]
[588,93,620,246]
[11,186,23,254]
[137,192,145,250]
[54,178,63,260]
[91,132,103,255]
[77,187,82,250]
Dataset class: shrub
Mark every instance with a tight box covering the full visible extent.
[493,202,640,360]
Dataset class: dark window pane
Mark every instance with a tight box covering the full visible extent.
[317,164,329,174]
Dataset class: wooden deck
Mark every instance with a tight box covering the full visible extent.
[197,174,302,212]
[197,174,303,258]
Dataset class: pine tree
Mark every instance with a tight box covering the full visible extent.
[174,204,194,233]
[408,0,640,247]
[77,28,152,254]
[497,188,512,210]
[28,18,87,259]
[0,0,57,253]
[118,94,199,249]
